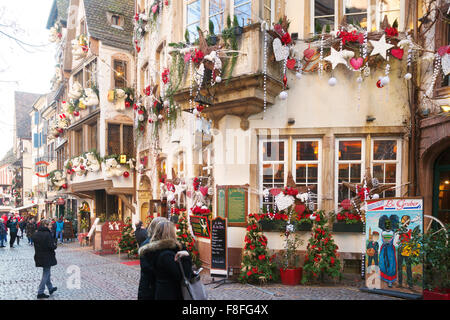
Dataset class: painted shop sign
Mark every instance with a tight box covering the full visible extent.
[364,198,423,298]
[189,215,210,239]
[101,221,125,253]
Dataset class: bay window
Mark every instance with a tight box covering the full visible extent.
[344,0,368,27]
[209,0,226,34]
[293,139,321,209]
[233,0,252,27]
[186,0,201,43]
[259,139,288,211]
[371,138,401,198]
[335,138,365,208]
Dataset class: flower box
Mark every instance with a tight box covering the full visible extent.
[280,267,302,285]
[332,222,363,233]
[295,222,312,231]
[423,289,450,300]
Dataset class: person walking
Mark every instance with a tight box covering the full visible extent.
[134,221,148,247]
[26,218,37,245]
[137,217,167,300]
[19,216,27,239]
[0,217,6,247]
[138,220,192,300]
[7,215,19,248]
[50,219,57,240]
[1,214,7,245]
[55,217,64,244]
[32,219,57,299]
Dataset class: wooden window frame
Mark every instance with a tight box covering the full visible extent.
[113,59,128,89]
[105,121,134,157]
[371,137,402,198]
[335,137,365,210]
[259,138,288,211]
[293,138,322,210]
[434,2,450,98]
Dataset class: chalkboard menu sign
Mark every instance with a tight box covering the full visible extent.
[210,217,227,277]
[189,215,211,239]
[216,185,248,227]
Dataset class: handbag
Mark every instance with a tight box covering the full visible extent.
[178,260,208,300]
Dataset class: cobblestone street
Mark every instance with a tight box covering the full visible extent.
[0,240,399,300]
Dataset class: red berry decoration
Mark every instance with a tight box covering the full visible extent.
[62,184,68,189]
[73,111,79,116]
[123,171,130,178]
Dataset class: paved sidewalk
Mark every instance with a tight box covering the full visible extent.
[0,241,399,300]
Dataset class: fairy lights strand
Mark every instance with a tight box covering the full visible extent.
[263,22,268,114]
[319,34,324,77]
[426,53,441,97]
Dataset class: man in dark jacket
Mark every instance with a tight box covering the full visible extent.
[32,220,58,299]
[6,215,19,248]
[134,221,147,247]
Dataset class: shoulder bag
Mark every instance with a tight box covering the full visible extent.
[178,260,208,300]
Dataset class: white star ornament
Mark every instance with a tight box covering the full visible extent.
[324,47,348,69]
[370,34,394,60]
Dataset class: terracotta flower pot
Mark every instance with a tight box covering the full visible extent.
[280,267,302,285]
[423,289,450,300]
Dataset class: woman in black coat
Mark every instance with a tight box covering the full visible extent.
[139,220,192,300]
[137,216,167,300]
[32,220,58,298]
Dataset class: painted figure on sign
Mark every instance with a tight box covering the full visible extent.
[396,215,420,289]
[378,215,399,288]
[366,229,380,269]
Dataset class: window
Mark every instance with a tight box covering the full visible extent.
[73,70,83,86]
[107,123,134,157]
[371,139,401,198]
[313,0,335,34]
[113,60,127,88]
[88,122,98,151]
[74,128,83,155]
[85,59,97,88]
[293,139,321,209]
[263,0,275,26]
[336,139,365,208]
[186,0,201,43]
[209,0,226,34]
[259,139,288,211]
[174,152,185,178]
[34,111,39,125]
[111,14,121,26]
[233,0,252,27]
[344,0,368,27]
[376,0,400,30]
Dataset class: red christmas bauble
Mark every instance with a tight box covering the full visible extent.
[73,111,79,117]
[123,171,130,178]
[62,184,67,189]
[376,80,384,88]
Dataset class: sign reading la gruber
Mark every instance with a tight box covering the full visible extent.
[365,198,423,296]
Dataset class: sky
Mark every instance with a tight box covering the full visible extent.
[0,0,55,160]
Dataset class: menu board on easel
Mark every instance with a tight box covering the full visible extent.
[216,185,248,227]
[210,217,227,278]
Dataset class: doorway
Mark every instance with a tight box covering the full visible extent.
[433,149,450,225]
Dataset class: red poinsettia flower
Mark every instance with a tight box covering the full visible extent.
[384,27,398,37]
[247,271,253,276]
[192,49,204,64]
[258,254,266,261]
[161,68,170,84]
[281,32,292,45]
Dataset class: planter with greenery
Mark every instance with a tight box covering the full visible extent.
[277,232,304,285]
[420,224,449,300]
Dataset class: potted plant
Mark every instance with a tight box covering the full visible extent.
[207,19,218,45]
[421,224,450,300]
[232,15,243,36]
[278,232,303,285]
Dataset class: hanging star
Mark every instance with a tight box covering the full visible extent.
[324,47,348,69]
[370,34,394,60]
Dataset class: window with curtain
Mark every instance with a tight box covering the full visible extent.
[336,139,364,208]
[89,122,98,151]
[113,60,127,88]
[74,129,83,155]
[85,59,97,88]
[294,139,321,209]
[371,139,401,198]
[186,0,201,43]
[260,140,287,211]
[209,0,225,34]
[233,0,252,27]
[107,124,121,155]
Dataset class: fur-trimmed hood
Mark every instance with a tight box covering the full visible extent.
[138,239,181,257]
